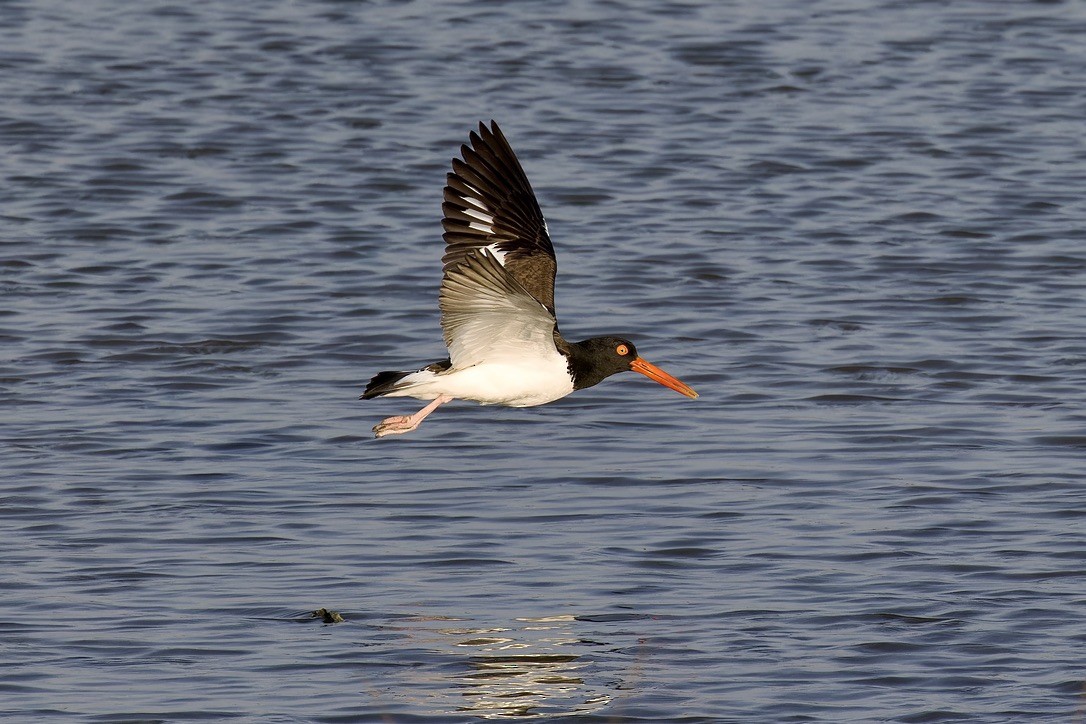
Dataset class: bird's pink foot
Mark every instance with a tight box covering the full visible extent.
[372,415,419,438]
[371,394,454,439]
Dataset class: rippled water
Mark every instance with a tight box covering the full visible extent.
[4,0,1086,721]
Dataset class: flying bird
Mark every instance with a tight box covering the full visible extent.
[362,121,698,438]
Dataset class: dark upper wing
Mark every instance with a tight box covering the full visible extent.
[441,121,558,316]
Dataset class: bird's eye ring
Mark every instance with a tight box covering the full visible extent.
[615,344,629,356]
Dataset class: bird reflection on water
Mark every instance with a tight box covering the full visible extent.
[395,614,620,719]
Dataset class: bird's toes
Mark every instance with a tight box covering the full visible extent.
[373,416,416,438]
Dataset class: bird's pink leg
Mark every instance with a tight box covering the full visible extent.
[372,394,454,438]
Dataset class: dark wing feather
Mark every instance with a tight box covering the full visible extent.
[441,121,558,316]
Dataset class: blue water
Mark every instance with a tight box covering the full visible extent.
[3,0,1086,721]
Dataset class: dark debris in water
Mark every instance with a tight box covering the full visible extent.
[310,608,345,624]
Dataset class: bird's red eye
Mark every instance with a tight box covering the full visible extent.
[616,344,629,356]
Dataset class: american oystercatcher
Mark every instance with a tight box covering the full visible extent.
[362,121,698,438]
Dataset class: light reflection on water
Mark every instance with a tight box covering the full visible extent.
[334,612,619,719]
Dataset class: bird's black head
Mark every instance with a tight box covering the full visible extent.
[567,336,698,398]
[567,336,638,390]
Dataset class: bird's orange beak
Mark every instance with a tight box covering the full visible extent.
[630,357,699,399]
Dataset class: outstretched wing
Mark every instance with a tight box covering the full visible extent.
[442,121,558,316]
[439,249,558,369]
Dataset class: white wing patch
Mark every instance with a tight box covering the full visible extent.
[461,182,487,208]
[483,242,507,265]
[464,209,494,234]
[439,249,557,369]
[459,183,495,233]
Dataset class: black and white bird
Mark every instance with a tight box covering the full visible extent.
[362,121,698,438]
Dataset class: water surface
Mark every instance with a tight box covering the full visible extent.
[3,0,1086,721]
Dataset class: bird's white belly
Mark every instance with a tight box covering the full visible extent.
[391,356,574,407]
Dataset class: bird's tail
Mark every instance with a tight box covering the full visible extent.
[360,370,412,399]
[360,359,452,400]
